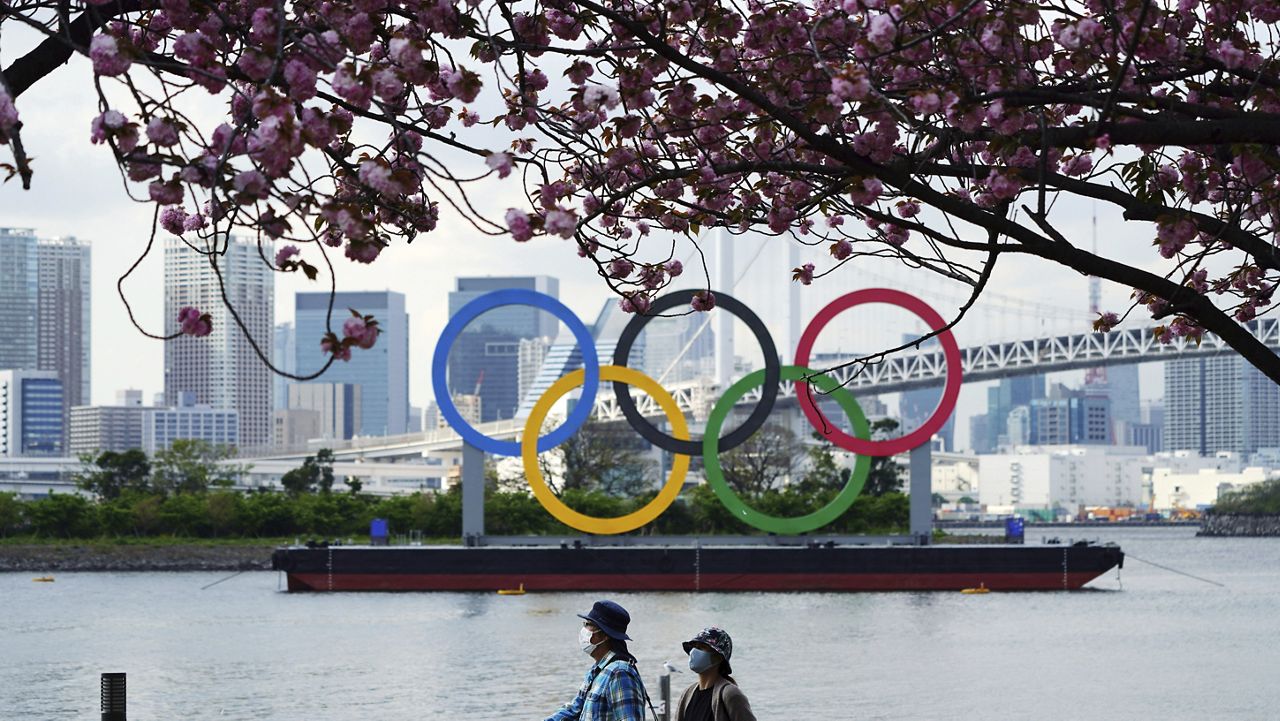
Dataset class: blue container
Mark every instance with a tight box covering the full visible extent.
[370,518,389,544]
[1004,516,1025,543]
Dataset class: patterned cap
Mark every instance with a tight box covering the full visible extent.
[682,626,733,674]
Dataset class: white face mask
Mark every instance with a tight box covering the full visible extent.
[580,626,603,655]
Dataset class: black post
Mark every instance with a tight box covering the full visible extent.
[101,672,126,721]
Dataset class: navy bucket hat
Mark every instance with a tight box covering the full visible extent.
[577,600,632,641]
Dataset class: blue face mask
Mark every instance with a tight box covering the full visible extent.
[688,648,717,673]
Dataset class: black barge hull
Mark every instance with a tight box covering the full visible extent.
[271,543,1123,592]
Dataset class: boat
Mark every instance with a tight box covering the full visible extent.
[32,576,54,583]
[961,583,990,594]
[497,583,526,595]
[271,541,1123,592]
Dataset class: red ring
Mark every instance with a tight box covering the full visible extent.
[794,289,962,457]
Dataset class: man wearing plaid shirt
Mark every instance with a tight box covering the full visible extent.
[544,600,647,721]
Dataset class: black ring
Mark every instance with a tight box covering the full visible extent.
[611,289,780,455]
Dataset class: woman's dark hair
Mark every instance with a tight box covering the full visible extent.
[607,637,638,665]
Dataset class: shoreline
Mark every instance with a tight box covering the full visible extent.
[0,543,276,572]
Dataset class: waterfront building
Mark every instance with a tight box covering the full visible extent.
[36,236,91,412]
[1164,356,1280,456]
[69,404,147,456]
[164,237,274,447]
[294,291,408,436]
[447,277,558,422]
[0,370,65,457]
[0,228,38,371]
[978,445,1146,510]
[142,392,238,453]
[285,382,362,441]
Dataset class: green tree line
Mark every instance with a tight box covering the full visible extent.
[0,424,908,540]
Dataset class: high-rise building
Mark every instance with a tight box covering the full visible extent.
[294,291,408,436]
[517,336,552,410]
[0,228,38,371]
[164,237,274,447]
[447,277,558,423]
[978,374,1046,450]
[1164,356,1280,456]
[1029,384,1111,445]
[272,321,296,411]
[285,382,362,440]
[36,237,91,413]
[0,370,64,457]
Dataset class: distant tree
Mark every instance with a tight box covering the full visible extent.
[959,496,978,505]
[795,433,851,495]
[0,492,23,537]
[74,449,152,500]
[280,449,336,496]
[932,493,947,507]
[344,476,364,495]
[863,419,908,497]
[718,422,805,499]
[538,418,654,496]
[152,440,242,495]
[1213,479,1280,515]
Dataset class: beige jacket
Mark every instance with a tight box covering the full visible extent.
[675,677,757,721]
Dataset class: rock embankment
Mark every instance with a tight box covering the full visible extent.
[0,544,276,572]
[1197,514,1280,537]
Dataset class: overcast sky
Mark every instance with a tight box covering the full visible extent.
[0,48,1174,451]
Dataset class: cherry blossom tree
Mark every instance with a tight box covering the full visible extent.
[3,0,1280,382]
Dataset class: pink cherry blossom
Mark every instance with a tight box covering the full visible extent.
[275,244,301,268]
[506,209,534,242]
[89,35,131,76]
[177,306,212,337]
[486,152,514,178]
[691,291,716,312]
[792,262,815,285]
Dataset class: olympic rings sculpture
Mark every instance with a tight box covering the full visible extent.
[433,287,962,536]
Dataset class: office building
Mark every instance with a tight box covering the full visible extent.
[295,291,408,436]
[69,404,147,456]
[143,393,239,453]
[447,277,558,423]
[273,409,322,449]
[285,382,362,441]
[273,321,296,410]
[36,236,91,410]
[1164,356,1280,455]
[0,370,65,457]
[164,236,274,447]
[0,228,38,371]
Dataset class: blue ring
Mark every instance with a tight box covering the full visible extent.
[431,289,599,456]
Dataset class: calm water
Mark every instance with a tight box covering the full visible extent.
[3,527,1279,720]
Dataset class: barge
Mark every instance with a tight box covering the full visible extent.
[271,541,1123,592]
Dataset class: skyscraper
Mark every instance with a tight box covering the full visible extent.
[272,321,296,411]
[37,237,91,410]
[899,334,956,452]
[0,227,38,371]
[981,374,1046,450]
[294,291,408,436]
[164,237,274,447]
[1164,356,1280,455]
[447,277,558,423]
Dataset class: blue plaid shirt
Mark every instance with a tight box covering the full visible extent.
[544,652,647,721]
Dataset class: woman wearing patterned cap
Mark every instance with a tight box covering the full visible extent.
[675,627,756,721]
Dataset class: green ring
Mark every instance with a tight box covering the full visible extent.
[702,365,871,534]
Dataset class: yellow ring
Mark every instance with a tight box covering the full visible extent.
[522,365,689,535]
